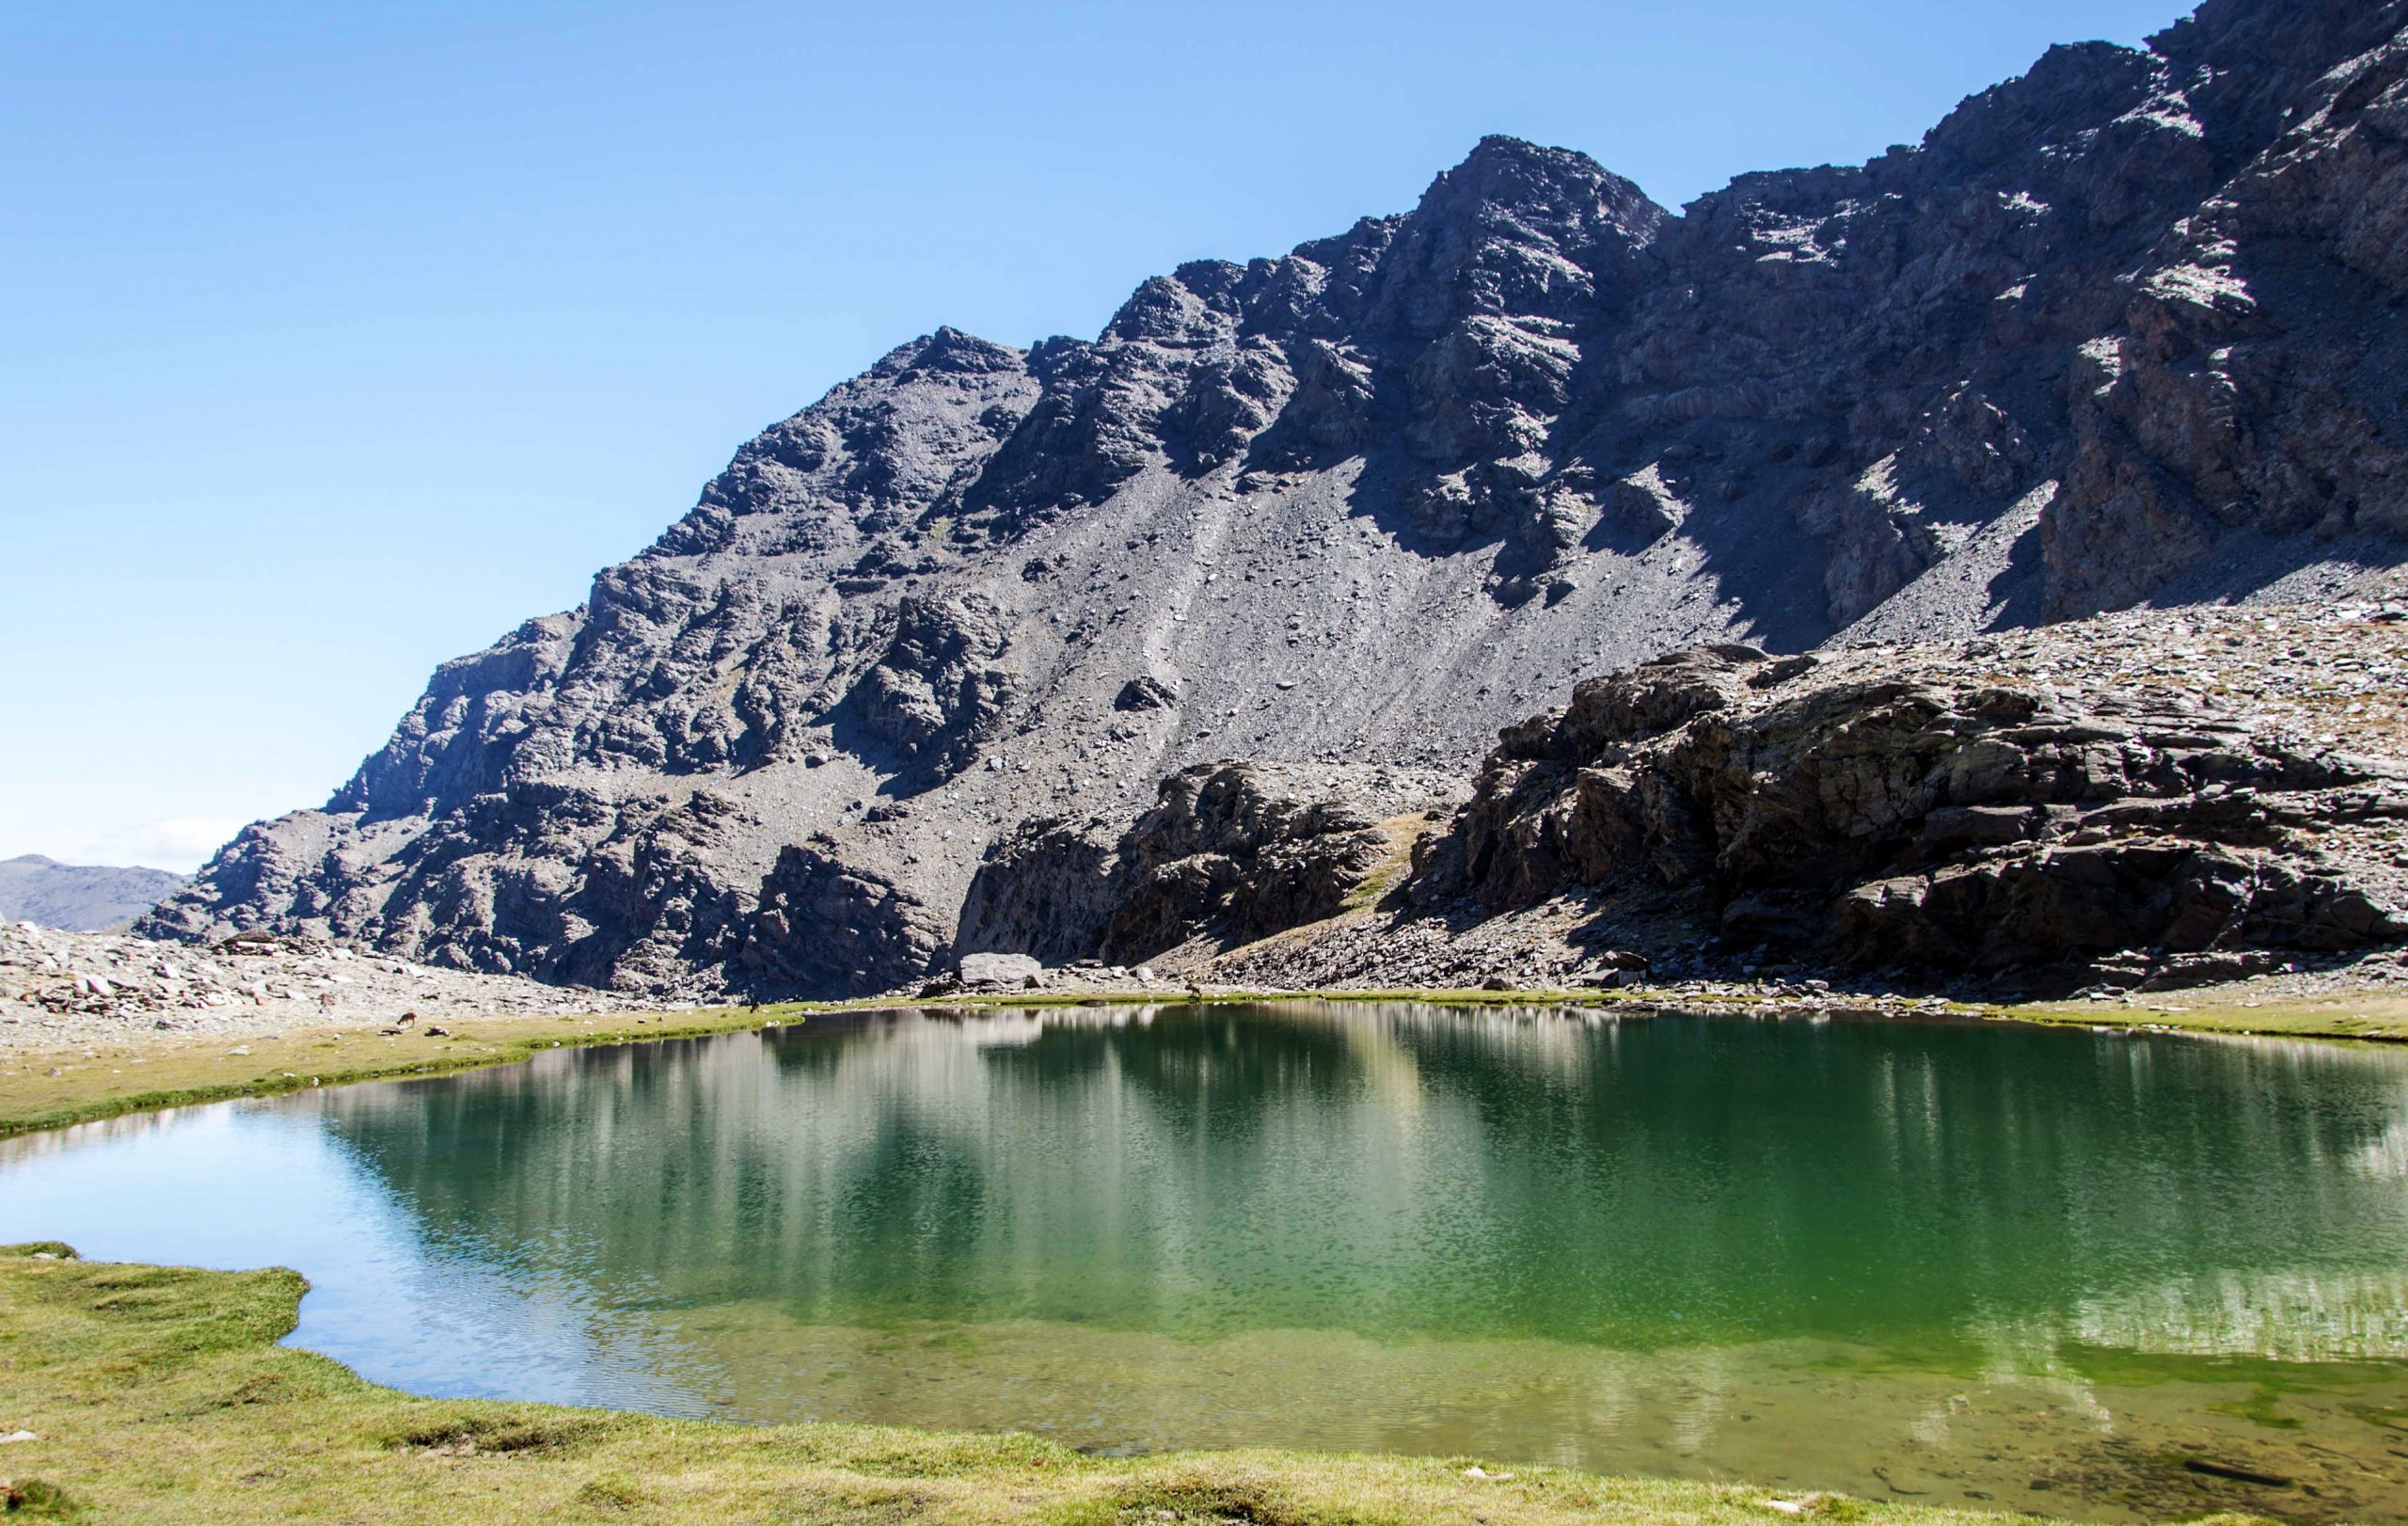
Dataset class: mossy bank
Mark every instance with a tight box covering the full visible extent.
[0,1243,2215,1526]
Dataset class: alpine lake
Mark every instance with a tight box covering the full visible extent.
[8,1001,2408,1522]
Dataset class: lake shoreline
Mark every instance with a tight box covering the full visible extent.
[11,1007,2406,1523]
[6,978,2406,1140]
[0,1243,2247,1525]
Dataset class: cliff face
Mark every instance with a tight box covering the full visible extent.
[957,763,1462,970]
[1418,612,2408,978]
[147,0,2408,995]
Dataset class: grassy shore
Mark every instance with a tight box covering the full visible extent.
[0,1242,2109,1526]
[0,1006,799,1140]
[1997,988,2408,1042]
[8,980,2406,1140]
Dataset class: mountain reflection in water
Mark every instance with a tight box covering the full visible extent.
[8,1004,2408,1522]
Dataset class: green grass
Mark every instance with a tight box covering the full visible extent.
[0,1006,810,1140]
[0,1243,2162,1526]
[1997,991,2408,1044]
[1339,813,1435,914]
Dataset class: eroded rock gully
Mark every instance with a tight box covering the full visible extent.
[148,0,2408,997]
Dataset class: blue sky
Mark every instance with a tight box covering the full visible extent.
[3,0,2181,871]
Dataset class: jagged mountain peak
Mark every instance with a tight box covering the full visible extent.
[1421,134,1661,228]
[148,0,2408,998]
[869,326,1027,378]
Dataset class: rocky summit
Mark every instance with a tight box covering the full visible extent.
[148,0,2408,998]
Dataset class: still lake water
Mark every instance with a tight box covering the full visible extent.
[8,1003,2408,1519]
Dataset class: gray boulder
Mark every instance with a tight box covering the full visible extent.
[958,950,1043,987]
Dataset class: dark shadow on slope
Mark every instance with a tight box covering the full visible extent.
[1982,516,2052,630]
[2141,528,2408,611]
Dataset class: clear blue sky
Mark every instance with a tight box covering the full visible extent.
[3,0,2181,871]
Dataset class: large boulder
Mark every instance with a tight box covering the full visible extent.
[958,951,1043,987]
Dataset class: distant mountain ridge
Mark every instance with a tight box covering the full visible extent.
[1,855,189,933]
[146,0,2408,995]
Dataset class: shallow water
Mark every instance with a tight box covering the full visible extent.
[7,1003,2408,1519]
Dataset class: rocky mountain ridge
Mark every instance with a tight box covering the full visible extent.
[149,0,2408,995]
[0,857,188,934]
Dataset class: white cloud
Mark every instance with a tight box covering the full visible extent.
[81,817,246,874]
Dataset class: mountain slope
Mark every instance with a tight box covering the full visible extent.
[1,856,189,933]
[146,0,2408,995]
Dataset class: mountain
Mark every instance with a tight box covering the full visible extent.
[1,855,190,933]
[145,0,2408,996]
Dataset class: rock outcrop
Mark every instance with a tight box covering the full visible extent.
[958,764,1459,968]
[148,0,2408,996]
[1221,601,2408,993]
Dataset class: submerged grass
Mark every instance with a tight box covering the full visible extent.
[0,1244,2146,1526]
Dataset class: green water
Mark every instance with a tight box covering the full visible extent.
[8,1003,2408,1519]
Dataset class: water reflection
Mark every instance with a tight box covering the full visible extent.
[7,1005,2408,1520]
[293,1005,2408,1358]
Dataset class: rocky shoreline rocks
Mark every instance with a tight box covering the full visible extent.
[0,920,649,1053]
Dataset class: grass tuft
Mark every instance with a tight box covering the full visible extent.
[389,1410,611,1456]
[1,1479,85,1518]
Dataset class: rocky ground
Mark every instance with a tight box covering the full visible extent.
[956,762,1462,967]
[0,921,651,1053]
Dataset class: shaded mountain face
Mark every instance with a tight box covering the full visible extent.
[147,0,2408,995]
[1,856,189,933]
